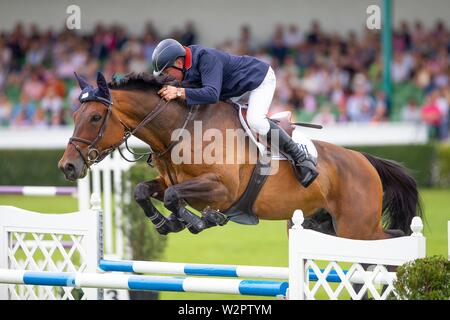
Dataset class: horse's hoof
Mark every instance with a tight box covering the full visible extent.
[202,207,229,226]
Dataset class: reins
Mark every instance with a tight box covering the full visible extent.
[69,96,199,184]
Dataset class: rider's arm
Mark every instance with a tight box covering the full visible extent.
[184,52,223,105]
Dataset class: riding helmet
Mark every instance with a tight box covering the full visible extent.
[152,38,186,76]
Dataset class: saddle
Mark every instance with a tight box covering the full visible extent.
[218,103,319,225]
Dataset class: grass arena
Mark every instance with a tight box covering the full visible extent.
[0,188,448,300]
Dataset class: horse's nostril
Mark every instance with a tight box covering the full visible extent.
[65,163,75,173]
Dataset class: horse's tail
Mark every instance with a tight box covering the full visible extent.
[362,152,423,235]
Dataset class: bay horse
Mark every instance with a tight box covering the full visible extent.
[58,72,422,240]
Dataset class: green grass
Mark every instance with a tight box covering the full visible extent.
[0,188,448,300]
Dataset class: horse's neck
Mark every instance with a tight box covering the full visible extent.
[113,90,189,153]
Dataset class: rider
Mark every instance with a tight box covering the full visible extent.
[151,38,318,187]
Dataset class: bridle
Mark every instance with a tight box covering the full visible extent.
[69,95,199,177]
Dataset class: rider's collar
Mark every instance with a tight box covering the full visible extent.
[184,46,192,70]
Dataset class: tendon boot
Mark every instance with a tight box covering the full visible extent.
[267,120,318,187]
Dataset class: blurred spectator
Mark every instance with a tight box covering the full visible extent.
[22,72,45,101]
[312,105,336,125]
[391,52,413,83]
[0,94,12,126]
[284,24,303,48]
[12,94,36,126]
[436,88,449,139]
[129,51,148,73]
[32,106,48,127]
[180,21,197,46]
[401,99,421,123]
[0,20,447,139]
[421,91,442,139]
[41,87,63,118]
[143,32,158,64]
[371,91,387,123]
[347,85,375,122]
[306,20,323,45]
[268,25,288,65]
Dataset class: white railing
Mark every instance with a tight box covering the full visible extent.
[288,210,427,300]
[0,195,101,300]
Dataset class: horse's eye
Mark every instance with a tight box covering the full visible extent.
[91,114,102,122]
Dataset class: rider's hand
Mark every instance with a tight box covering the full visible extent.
[158,85,185,101]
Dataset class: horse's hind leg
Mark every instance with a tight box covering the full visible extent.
[134,177,186,235]
[331,194,397,299]
[164,173,232,234]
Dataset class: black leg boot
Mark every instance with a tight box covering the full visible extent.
[267,120,318,187]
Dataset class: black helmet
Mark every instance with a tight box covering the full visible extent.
[152,39,186,76]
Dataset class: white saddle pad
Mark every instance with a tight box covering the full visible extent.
[237,104,318,162]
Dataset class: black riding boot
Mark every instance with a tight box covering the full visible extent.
[267,120,318,188]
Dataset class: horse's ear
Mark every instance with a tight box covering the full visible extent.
[96,72,110,98]
[74,72,91,90]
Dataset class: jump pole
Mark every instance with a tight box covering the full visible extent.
[0,269,288,297]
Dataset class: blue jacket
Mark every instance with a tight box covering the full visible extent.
[182,45,270,105]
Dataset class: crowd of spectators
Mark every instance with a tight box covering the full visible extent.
[0,20,449,139]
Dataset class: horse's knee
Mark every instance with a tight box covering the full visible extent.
[134,182,150,203]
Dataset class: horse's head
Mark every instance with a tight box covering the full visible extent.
[58,72,126,181]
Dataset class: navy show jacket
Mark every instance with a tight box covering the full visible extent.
[182,45,270,105]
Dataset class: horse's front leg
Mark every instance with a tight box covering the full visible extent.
[164,173,231,234]
[134,177,186,235]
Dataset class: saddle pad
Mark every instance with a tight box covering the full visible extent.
[237,104,318,163]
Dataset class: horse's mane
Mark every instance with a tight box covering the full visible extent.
[108,72,180,91]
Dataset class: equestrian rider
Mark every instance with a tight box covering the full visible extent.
[151,38,318,187]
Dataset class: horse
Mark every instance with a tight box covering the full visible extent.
[58,72,423,240]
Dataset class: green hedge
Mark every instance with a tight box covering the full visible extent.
[436,143,450,187]
[0,144,444,187]
[348,144,436,187]
[0,150,75,187]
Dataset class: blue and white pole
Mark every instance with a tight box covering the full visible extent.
[99,259,345,283]
[0,269,288,297]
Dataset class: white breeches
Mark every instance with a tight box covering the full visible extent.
[231,66,276,135]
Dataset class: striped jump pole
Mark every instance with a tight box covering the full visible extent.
[0,186,77,196]
[99,259,345,283]
[0,269,288,297]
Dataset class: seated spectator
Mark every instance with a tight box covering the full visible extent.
[12,94,36,126]
[402,99,422,123]
[312,105,336,125]
[436,88,449,139]
[372,91,387,122]
[284,24,303,48]
[371,105,388,123]
[391,52,413,83]
[180,21,197,47]
[41,87,63,118]
[129,51,148,73]
[143,32,158,64]
[26,40,46,66]
[32,106,48,127]
[22,72,45,101]
[0,94,12,126]
[421,92,443,139]
[347,86,375,122]
[44,73,66,98]
[51,108,68,126]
